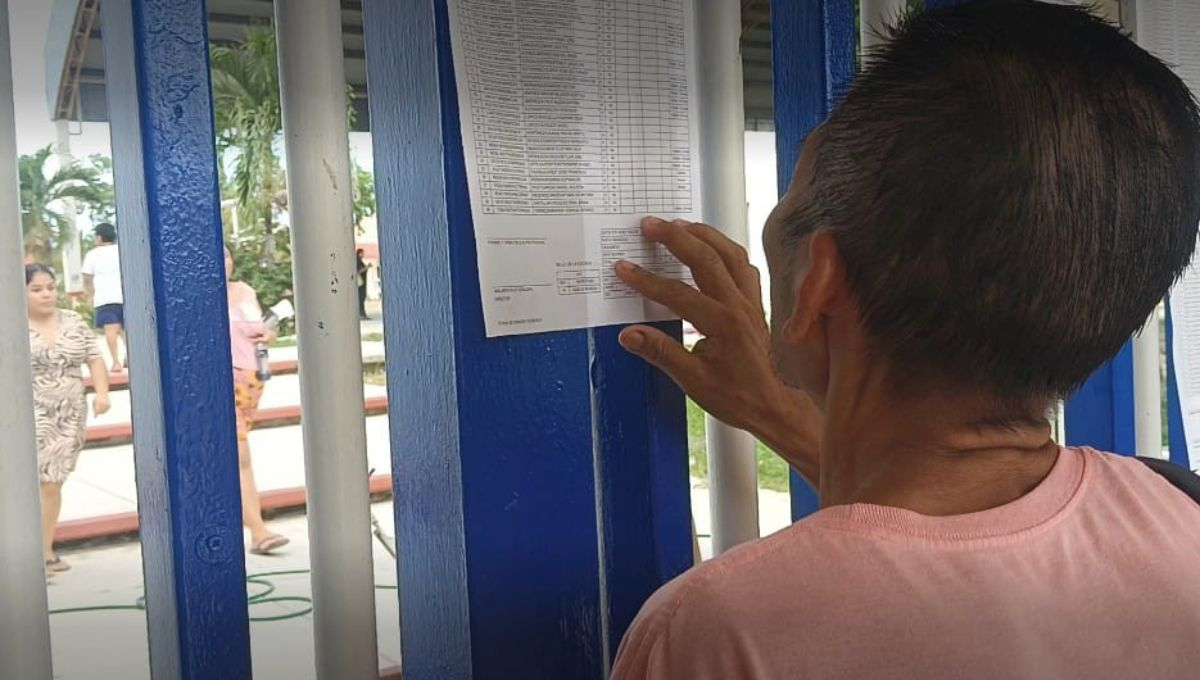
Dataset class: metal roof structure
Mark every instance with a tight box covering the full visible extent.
[46,0,777,133]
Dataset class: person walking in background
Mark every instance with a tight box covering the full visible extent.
[26,264,111,576]
[225,246,289,555]
[356,248,370,320]
[81,223,125,373]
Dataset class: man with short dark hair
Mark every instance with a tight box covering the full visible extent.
[611,1,1200,677]
[82,222,125,372]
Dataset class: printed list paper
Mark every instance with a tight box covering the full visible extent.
[446,0,703,337]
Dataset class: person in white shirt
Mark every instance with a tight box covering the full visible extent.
[81,223,125,373]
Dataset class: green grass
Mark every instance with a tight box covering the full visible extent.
[686,398,792,493]
[272,331,382,349]
[363,366,387,386]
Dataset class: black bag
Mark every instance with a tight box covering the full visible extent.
[1136,456,1200,503]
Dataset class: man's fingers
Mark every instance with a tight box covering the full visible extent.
[618,324,699,387]
[641,217,742,303]
[615,260,728,333]
[683,221,763,305]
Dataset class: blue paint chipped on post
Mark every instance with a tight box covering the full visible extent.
[771,0,856,521]
[101,0,251,678]
[363,0,691,677]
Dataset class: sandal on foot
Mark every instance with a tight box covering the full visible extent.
[45,556,70,573]
[249,534,290,555]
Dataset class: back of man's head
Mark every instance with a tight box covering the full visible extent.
[785,0,1200,402]
[94,223,117,244]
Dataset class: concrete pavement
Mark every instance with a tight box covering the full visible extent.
[47,500,404,680]
[45,483,793,680]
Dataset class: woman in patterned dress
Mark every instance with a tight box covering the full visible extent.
[26,264,111,573]
[224,247,289,555]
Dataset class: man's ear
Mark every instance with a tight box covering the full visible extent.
[781,231,844,343]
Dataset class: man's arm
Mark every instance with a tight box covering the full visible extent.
[612,217,821,487]
[80,251,95,301]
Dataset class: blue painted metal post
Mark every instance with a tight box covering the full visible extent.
[1166,304,1189,467]
[592,322,694,658]
[1064,343,1137,455]
[101,1,252,678]
[361,1,692,678]
[771,0,857,520]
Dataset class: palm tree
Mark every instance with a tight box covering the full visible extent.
[352,159,376,234]
[210,25,286,257]
[210,24,373,258]
[19,146,110,265]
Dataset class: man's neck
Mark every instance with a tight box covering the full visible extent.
[817,382,1058,516]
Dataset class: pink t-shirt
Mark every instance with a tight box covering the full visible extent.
[612,448,1200,679]
[228,282,264,371]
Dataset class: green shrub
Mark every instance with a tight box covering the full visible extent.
[226,233,296,336]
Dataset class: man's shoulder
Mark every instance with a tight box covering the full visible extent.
[613,524,847,678]
[637,520,847,623]
[1077,447,1200,521]
[83,244,116,264]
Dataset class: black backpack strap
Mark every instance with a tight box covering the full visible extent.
[1136,456,1200,504]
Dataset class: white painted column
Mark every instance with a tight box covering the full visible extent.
[0,0,55,676]
[1127,1,1170,460]
[860,0,906,53]
[274,3,379,678]
[54,120,82,294]
[1134,313,1165,458]
[698,0,760,554]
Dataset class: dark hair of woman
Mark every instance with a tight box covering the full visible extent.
[24,263,56,285]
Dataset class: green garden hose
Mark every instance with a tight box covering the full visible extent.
[48,569,398,623]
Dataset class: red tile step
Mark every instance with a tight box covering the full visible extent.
[83,396,390,448]
[55,473,394,545]
[85,358,385,392]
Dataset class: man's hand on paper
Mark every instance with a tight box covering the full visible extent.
[613,217,821,483]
